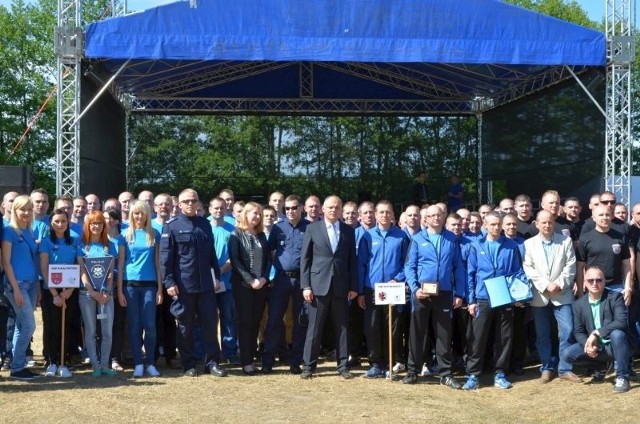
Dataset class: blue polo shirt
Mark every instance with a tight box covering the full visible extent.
[269,218,308,272]
[4,226,38,281]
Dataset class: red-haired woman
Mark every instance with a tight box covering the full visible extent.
[77,211,120,377]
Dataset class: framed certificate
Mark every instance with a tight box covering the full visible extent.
[420,281,439,296]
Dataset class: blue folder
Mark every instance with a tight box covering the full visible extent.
[484,273,532,308]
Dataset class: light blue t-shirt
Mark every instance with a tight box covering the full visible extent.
[39,235,79,288]
[212,222,235,289]
[32,219,49,241]
[3,226,38,281]
[121,229,160,282]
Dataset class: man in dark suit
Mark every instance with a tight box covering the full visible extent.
[300,195,358,379]
[561,265,633,393]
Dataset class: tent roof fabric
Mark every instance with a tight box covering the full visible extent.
[82,0,606,114]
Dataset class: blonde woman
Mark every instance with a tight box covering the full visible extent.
[2,195,39,380]
[228,202,272,375]
[117,201,162,378]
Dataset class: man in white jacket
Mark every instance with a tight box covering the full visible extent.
[523,210,580,384]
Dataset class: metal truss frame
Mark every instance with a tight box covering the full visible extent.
[605,0,634,205]
[86,59,586,116]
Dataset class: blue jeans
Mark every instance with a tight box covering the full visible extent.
[78,291,114,369]
[4,280,37,372]
[532,303,574,374]
[561,329,632,379]
[125,285,158,366]
[216,290,238,359]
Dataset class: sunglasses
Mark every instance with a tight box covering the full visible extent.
[584,278,604,285]
[600,200,615,205]
[285,206,299,211]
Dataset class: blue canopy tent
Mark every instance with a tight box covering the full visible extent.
[83,0,606,115]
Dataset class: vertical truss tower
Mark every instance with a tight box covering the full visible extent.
[605,0,634,204]
[55,0,127,196]
[54,0,82,197]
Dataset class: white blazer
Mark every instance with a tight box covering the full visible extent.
[523,233,576,307]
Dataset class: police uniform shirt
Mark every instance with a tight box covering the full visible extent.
[269,219,308,272]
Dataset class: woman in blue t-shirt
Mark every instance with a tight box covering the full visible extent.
[117,200,162,378]
[2,195,39,380]
[39,208,78,378]
[104,207,127,373]
[78,211,119,377]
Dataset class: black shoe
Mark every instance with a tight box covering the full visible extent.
[403,373,417,385]
[338,370,353,379]
[300,369,313,379]
[441,375,462,390]
[165,358,181,370]
[511,367,525,376]
[347,356,362,368]
[289,365,302,375]
[261,366,273,374]
[10,369,39,381]
[184,368,198,377]
[207,362,228,377]
[243,367,258,376]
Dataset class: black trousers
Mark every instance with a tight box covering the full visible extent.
[110,291,127,362]
[406,292,454,377]
[232,284,268,366]
[452,304,469,359]
[363,288,403,367]
[155,290,177,361]
[40,289,72,366]
[348,297,365,358]
[466,300,514,376]
[510,304,529,370]
[176,290,221,371]
[303,291,349,371]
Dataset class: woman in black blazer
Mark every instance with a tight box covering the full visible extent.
[228,202,272,375]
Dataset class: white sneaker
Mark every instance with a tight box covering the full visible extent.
[421,364,436,377]
[146,365,160,377]
[44,364,57,377]
[26,356,37,368]
[57,366,72,378]
[392,362,406,373]
[133,364,144,378]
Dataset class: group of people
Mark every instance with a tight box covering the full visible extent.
[0,186,637,394]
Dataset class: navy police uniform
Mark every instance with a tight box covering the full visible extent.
[262,218,308,371]
[159,213,222,372]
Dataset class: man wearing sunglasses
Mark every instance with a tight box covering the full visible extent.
[561,265,633,393]
[262,195,308,374]
[580,191,630,237]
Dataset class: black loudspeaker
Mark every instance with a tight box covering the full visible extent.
[0,166,33,196]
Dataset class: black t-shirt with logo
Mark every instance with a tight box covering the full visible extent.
[577,228,630,285]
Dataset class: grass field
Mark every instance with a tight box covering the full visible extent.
[0,316,638,423]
